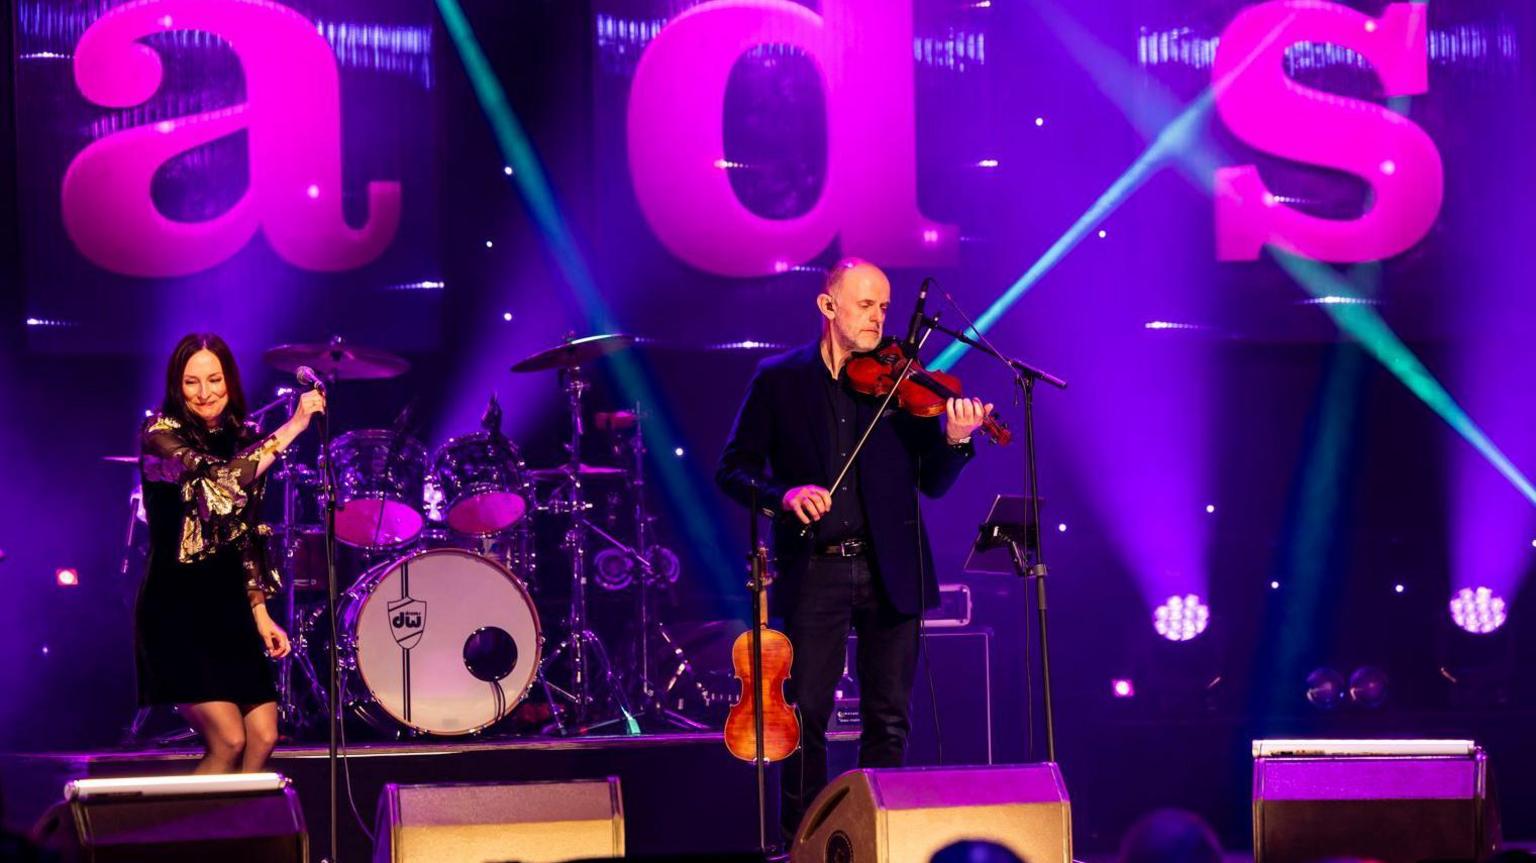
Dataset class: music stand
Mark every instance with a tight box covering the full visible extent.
[964,494,1042,577]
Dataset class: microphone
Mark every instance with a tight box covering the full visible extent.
[904,277,932,353]
[295,365,327,394]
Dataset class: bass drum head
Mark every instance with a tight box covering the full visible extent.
[345,549,540,735]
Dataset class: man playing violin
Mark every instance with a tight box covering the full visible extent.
[716,257,991,844]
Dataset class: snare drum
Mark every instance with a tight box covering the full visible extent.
[431,432,529,537]
[340,548,541,735]
[328,429,428,550]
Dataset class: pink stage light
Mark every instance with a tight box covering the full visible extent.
[1153,594,1210,642]
[1111,678,1135,699]
[56,568,79,587]
[1449,586,1507,635]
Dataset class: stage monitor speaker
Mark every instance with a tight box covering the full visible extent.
[372,777,623,863]
[790,764,1070,863]
[32,772,306,862]
[1253,739,1501,863]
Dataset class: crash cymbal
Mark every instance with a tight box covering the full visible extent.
[641,339,793,353]
[264,337,410,381]
[509,334,634,373]
[103,455,139,464]
[529,463,628,481]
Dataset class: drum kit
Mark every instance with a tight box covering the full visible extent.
[121,333,715,742]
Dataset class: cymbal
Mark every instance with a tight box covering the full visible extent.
[103,455,138,464]
[529,463,628,481]
[264,338,410,381]
[510,334,634,373]
[642,339,793,353]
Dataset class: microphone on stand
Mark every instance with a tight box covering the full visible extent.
[904,277,932,355]
[295,365,327,395]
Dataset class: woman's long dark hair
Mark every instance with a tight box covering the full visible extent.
[159,333,250,443]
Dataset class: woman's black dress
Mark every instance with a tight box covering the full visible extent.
[135,414,283,706]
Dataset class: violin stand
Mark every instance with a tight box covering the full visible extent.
[746,492,770,853]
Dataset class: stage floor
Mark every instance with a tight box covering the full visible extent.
[0,730,863,859]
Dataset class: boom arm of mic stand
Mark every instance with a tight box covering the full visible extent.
[921,316,1068,390]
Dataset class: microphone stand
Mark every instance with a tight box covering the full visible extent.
[314,382,341,863]
[918,311,1066,762]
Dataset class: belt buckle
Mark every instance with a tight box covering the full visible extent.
[838,538,863,557]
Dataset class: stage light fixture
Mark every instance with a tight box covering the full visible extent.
[1305,667,1346,709]
[1111,678,1135,698]
[1348,666,1388,708]
[56,568,79,587]
[1449,587,1507,635]
[1153,594,1209,642]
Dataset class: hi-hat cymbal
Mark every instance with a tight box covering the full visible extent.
[264,338,410,381]
[529,463,628,481]
[103,455,139,464]
[510,334,634,373]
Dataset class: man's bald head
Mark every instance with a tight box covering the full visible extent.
[823,257,883,299]
[817,257,891,353]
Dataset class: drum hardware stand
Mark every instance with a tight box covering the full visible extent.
[537,364,635,735]
[610,406,709,731]
[272,385,307,735]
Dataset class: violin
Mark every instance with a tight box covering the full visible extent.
[724,544,800,762]
[845,338,1012,445]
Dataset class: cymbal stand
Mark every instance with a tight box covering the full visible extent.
[618,406,708,731]
[273,391,305,734]
[538,364,633,734]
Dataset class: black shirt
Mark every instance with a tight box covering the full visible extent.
[817,364,868,544]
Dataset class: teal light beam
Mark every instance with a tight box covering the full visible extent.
[435,0,743,595]
[929,93,1213,372]
[929,3,1289,372]
[939,0,1536,505]
[1272,251,1536,505]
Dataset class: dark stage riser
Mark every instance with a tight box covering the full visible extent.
[1,732,810,859]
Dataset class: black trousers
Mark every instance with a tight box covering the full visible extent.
[779,554,920,841]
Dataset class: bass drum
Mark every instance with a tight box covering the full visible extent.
[341,549,541,736]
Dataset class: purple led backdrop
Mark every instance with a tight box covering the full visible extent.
[1,0,1535,848]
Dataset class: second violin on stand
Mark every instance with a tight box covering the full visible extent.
[725,489,801,854]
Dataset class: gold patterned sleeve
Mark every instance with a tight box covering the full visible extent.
[140,415,282,565]
[242,522,283,598]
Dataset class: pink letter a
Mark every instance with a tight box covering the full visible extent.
[63,0,401,278]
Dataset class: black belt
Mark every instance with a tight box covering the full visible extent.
[816,537,867,558]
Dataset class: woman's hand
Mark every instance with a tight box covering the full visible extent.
[257,616,292,659]
[287,390,327,434]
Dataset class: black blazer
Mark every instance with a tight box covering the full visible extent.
[715,342,974,616]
